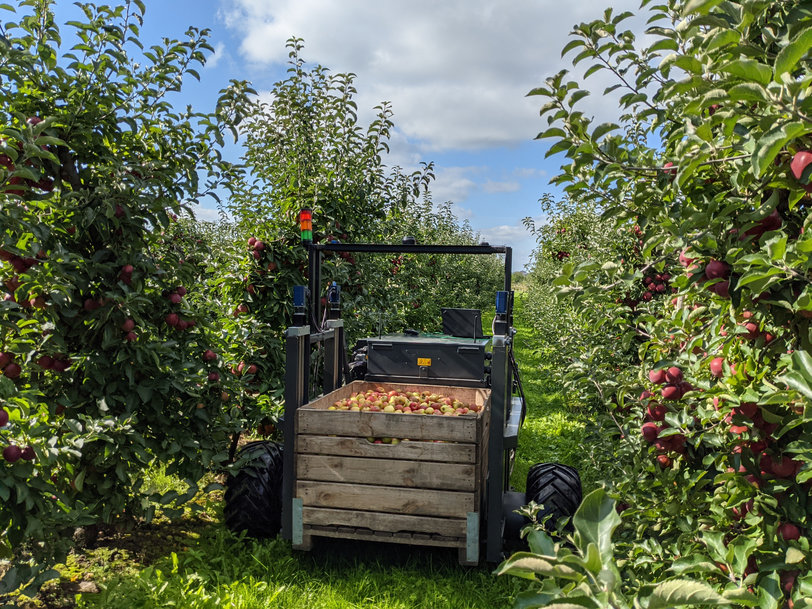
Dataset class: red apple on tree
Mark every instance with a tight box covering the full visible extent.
[661,384,681,401]
[646,403,667,421]
[648,369,666,384]
[778,522,801,541]
[710,357,725,378]
[0,408,8,427]
[656,454,672,468]
[3,445,22,463]
[641,422,660,443]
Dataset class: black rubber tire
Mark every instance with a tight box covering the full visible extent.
[525,462,582,530]
[224,440,284,538]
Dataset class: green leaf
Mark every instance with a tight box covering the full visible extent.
[786,547,806,564]
[758,571,782,609]
[720,59,773,86]
[727,83,770,103]
[765,234,787,260]
[752,121,807,177]
[775,26,812,78]
[722,587,759,606]
[561,39,585,58]
[648,579,730,608]
[673,55,704,74]
[527,528,556,556]
[778,371,812,400]
[682,0,725,15]
[572,488,620,564]
[706,28,740,51]
[514,590,559,609]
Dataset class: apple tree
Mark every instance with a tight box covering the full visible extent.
[211,40,503,438]
[0,0,250,597]
[524,0,812,603]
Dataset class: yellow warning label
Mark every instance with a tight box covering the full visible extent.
[417,357,432,367]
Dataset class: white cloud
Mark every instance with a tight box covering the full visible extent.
[431,166,484,203]
[480,223,531,244]
[482,180,520,194]
[513,167,546,179]
[204,42,226,69]
[219,0,642,152]
[189,203,228,223]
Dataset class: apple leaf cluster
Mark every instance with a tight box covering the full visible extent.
[522,0,812,604]
[0,1,254,598]
[498,488,751,608]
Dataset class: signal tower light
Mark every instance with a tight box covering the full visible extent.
[299,208,313,246]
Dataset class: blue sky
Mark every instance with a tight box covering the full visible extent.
[52,0,642,269]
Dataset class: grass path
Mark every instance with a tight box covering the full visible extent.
[30,297,591,609]
[510,293,593,492]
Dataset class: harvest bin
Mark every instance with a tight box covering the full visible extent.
[291,380,491,565]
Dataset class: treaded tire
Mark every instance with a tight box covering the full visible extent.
[525,462,582,530]
[224,440,283,538]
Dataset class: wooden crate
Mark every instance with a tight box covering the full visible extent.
[293,381,490,564]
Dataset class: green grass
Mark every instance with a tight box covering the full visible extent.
[34,295,593,609]
[77,529,523,609]
[510,294,597,492]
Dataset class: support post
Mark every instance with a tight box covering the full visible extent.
[486,334,511,563]
[282,325,310,541]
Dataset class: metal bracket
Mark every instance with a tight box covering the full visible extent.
[466,512,480,564]
[292,498,304,546]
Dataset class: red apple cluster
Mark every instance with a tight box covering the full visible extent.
[327,388,481,416]
[0,249,40,277]
[552,250,570,261]
[34,353,71,372]
[641,271,672,302]
[0,352,21,380]
[231,360,258,376]
[247,237,266,260]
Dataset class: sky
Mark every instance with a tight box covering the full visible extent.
[52,0,644,269]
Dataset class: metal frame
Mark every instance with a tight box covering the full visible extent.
[308,243,512,330]
[282,239,517,563]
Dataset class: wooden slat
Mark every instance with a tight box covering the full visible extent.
[303,526,463,548]
[303,507,467,537]
[297,409,478,443]
[297,481,474,517]
[298,454,475,491]
[477,403,491,512]
[296,435,477,463]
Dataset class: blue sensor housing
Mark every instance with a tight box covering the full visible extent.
[495,291,508,314]
[293,285,306,308]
